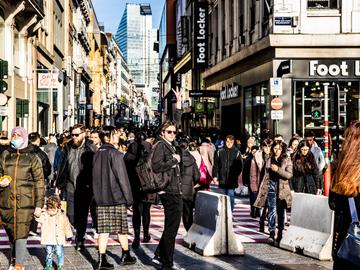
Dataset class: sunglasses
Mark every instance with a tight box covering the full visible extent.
[165,130,177,135]
[71,132,83,137]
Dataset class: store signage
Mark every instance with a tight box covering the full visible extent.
[38,72,58,88]
[309,60,360,77]
[277,60,291,77]
[220,84,239,100]
[271,110,283,120]
[189,90,220,98]
[270,78,283,95]
[274,17,292,26]
[193,2,208,69]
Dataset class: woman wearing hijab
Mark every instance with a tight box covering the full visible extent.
[0,127,45,270]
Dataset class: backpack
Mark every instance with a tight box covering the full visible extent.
[135,141,169,193]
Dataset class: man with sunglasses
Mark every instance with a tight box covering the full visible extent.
[55,124,96,251]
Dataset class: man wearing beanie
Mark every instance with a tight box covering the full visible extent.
[0,127,45,270]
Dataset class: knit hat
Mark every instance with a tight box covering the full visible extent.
[11,127,29,149]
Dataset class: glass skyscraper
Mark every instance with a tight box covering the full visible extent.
[115,3,158,102]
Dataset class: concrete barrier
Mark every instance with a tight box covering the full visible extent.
[280,192,334,260]
[183,191,244,256]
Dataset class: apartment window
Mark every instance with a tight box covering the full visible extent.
[230,0,234,40]
[250,3,255,31]
[307,0,339,9]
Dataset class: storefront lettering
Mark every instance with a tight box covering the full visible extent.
[221,84,239,100]
[309,60,349,77]
[356,61,360,76]
[193,3,208,69]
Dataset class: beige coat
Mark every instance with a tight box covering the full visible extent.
[254,157,293,209]
[35,209,73,245]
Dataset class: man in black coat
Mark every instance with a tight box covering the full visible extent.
[213,135,243,211]
[92,126,136,268]
[56,124,96,251]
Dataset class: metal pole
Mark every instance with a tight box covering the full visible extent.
[323,83,331,196]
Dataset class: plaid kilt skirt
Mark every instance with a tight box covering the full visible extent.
[96,204,128,234]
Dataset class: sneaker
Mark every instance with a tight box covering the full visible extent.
[57,266,64,270]
[29,231,38,236]
[43,266,52,270]
[75,241,85,251]
[152,255,162,266]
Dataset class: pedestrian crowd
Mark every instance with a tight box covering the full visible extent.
[0,118,358,270]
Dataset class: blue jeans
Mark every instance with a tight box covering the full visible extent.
[267,180,285,233]
[218,188,235,211]
[45,245,64,267]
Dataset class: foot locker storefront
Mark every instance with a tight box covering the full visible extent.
[285,59,360,153]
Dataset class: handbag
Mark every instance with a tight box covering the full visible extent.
[198,158,212,186]
[337,197,360,266]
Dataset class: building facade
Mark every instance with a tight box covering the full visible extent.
[202,0,360,149]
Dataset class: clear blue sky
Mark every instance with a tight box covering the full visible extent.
[92,0,165,34]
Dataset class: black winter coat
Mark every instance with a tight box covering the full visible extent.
[213,146,243,189]
[92,143,133,206]
[181,149,200,201]
[329,192,360,270]
[292,153,320,194]
[152,137,182,194]
[29,144,52,180]
[124,140,157,203]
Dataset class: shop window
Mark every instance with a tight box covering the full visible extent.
[244,82,269,144]
[307,0,339,9]
[295,80,360,153]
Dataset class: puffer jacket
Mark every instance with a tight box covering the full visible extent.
[254,157,293,209]
[152,137,182,194]
[181,149,200,201]
[0,146,45,240]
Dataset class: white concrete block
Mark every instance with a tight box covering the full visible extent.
[280,192,334,260]
[183,191,244,256]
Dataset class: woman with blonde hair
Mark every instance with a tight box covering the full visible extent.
[329,121,360,270]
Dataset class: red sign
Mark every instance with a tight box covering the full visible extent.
[271,98,283,110]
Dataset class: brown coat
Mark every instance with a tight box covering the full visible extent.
[0,147,45,241]
[35,209,73,245]
[254,157,293,209]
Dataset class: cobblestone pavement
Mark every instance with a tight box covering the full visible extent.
[0,242,333,270]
